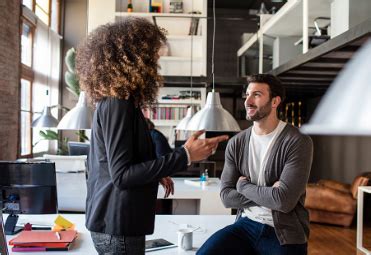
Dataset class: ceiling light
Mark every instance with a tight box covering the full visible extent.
[57,91,93,130]
[301,40,371,135]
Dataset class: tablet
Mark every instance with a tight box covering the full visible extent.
[145,238,176,252]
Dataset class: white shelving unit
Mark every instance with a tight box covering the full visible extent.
[237,0,332,73]
[146,86,206,146]
[88,0,207,77]
[87,0,209,144]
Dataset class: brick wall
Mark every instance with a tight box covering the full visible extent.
[0,0,21,159]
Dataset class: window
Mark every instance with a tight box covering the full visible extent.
[35,0,50,26]
[19,1,61,157]
[21,22,33,67]
[23,0,33,10]
[20,18,35,157]
[20,79,33,156]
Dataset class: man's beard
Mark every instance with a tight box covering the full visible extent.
[245,101,272,121]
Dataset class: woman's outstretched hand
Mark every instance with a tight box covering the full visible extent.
[184,130,229,162]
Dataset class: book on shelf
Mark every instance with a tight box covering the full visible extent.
[189,17,199,35]
[150,0,163,13]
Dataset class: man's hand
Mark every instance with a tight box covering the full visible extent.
[273,181,280,188]
[236,175,251,193]
[239,176,249,182]
[184,130,229,162]
[160,177,174,198]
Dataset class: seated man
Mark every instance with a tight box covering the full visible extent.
[145,118,174,198]
[197,74,313,255]
[145,118,172,158]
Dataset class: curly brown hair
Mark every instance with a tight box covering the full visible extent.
[75,17,167,107]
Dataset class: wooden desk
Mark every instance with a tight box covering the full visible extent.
[5,214,235,254]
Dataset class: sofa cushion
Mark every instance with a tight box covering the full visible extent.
[308,209,354,227]
[306,184,356,214]
[318,179,350,193]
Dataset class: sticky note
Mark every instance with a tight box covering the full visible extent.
[54,215,73,229]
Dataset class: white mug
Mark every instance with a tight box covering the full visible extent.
[177,228,193,251]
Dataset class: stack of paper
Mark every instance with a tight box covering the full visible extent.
[8,230,78,252]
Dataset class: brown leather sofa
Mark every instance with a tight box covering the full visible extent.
[305,174,370,227]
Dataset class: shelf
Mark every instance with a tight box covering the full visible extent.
[270,19,371,98]
[237,34,258,57]
[157,99,202,105]
[115,12,206,18]
[261,0,332,37]
[238,0,332,57]
[153,119,179,126]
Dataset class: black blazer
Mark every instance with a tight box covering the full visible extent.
[85,97,188,236]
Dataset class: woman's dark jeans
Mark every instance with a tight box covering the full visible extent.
[90,231,145,255]
[197,217,307,255]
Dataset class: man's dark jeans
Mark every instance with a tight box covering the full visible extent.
[197,217,307,255]
[90,231,145,255]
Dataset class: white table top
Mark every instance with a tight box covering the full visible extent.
[157,178,221,199]
[5,214,236,254]
[359,186,371,193]
[158,178,230,215]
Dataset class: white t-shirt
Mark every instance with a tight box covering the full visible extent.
[243,120,286,227]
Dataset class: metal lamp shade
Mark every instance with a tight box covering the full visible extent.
[32,106,59,128]
[175,106,196,130]
[301,40,371,136]
[187,91,241,131]
[57,92,93,130]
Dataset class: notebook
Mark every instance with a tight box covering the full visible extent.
[11,242,71,252]
[9,230,77,245]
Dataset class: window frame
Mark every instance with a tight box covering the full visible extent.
[19,17,36,158]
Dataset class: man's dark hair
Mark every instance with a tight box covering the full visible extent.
[246,74,286,103]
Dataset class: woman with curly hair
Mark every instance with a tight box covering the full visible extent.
[75,17,228,254]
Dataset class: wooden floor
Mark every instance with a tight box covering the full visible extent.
[308,223,371,255]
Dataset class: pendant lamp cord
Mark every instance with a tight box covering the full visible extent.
[190,0,194,105]
[212,0,216,91]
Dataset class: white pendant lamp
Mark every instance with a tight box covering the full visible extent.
[32,106,59,128]
[301,40,371,136]
[57,91,93,130]
[187,89,241,131]
[186,0,240,132]
[176,106,196,130]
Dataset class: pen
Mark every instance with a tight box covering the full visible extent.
[55,232,61,240]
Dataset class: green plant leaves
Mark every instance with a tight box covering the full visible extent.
[39,130,59,140]
[65,48,76,73]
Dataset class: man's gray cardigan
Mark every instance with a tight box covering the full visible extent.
[220,124,313,245]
